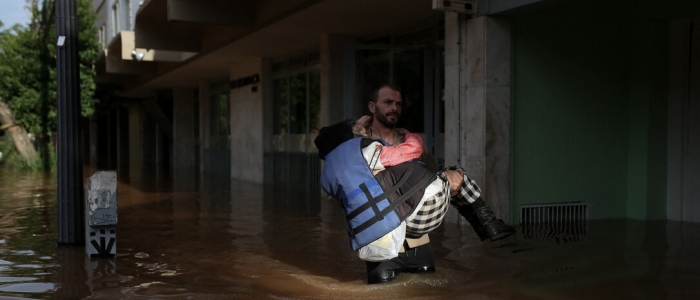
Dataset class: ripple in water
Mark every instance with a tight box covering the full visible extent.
[0,277,37,283]
[0,283,57,293]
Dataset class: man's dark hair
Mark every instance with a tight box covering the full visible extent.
[370,83,402,103]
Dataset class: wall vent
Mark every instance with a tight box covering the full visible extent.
[520,203,589,244]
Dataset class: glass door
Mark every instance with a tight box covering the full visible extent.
[345,42,444,165]
[271,67,321,194]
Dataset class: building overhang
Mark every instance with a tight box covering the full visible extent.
[113,31,198,63]
[100,32,155,76]
[167,0,258,27]
[95,29,200,89]
[118,0,444,98]
[134,0,202,52]
[476,0,574,16]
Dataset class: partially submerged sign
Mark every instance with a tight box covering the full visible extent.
[85,171,117,257]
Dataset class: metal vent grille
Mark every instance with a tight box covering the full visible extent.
[520,203,589,244]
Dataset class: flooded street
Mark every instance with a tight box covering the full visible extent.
[1,168,699,299]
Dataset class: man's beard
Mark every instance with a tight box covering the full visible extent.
[374,111,400,128]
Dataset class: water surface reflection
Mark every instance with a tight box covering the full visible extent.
[0,169,699,299]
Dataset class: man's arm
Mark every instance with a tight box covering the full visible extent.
[444,169,465,196]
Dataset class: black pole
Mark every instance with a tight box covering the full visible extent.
[56,0,84,245]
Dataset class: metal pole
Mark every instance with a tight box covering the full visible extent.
[56,0,84,245]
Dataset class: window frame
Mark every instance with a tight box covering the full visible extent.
[111,1,119,37]
[209,90,230,138]
[271,63,320,136]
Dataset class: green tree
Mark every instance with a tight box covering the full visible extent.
[0,0,99,170]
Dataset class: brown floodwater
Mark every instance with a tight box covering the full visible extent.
[0,168,699,299]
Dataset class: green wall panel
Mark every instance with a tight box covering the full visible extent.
[512,13,631,220]
[511,1,672,221]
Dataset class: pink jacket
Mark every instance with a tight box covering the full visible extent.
[379,132,424,167]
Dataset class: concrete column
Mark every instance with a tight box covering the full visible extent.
[444,12,467,166]
[445,13,512,221]
[173,88,198,189]
[107,112,118,169]
[444,12,468,223]
[262,59,274,185]
[88,116,98,169]
[320,34,352,126]
[93,113,113,170]
[198,80,210,173]
[126,103,143,182]
[230,59,264,184]
[142,108,157,179]
[465,16,512,220]
[116,107,130,176]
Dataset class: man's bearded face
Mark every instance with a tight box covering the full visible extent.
[374,106,400,128]
[371,88,402,128]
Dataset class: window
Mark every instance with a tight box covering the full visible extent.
[273,70,320,137]
[99,25,106,49]
[269,51,321,193]
[126,0,132,30]
[111,2,119,37]
[210,92,230,137]
[270,65,321,193]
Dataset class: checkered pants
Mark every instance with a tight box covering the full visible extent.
[405,165,482,237]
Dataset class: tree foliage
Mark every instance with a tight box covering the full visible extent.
[0,0,99,135]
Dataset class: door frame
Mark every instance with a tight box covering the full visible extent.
[343,43,443,157]
[668,19,700,222]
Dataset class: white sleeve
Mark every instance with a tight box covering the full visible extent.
[361,141,385,171]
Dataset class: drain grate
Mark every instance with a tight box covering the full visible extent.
[520,203,589,243]
[521,203,589,225]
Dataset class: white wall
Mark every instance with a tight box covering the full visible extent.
[92,0,137,48]
[230,59,265,184]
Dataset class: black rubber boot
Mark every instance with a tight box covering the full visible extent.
[398,242,435,274]
[365,242,435,284]
[366,257,403,284]
[458,198,516,242]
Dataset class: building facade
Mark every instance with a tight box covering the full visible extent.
[90,0,700,224]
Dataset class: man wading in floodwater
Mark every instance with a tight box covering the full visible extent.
[315,84,516,284]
